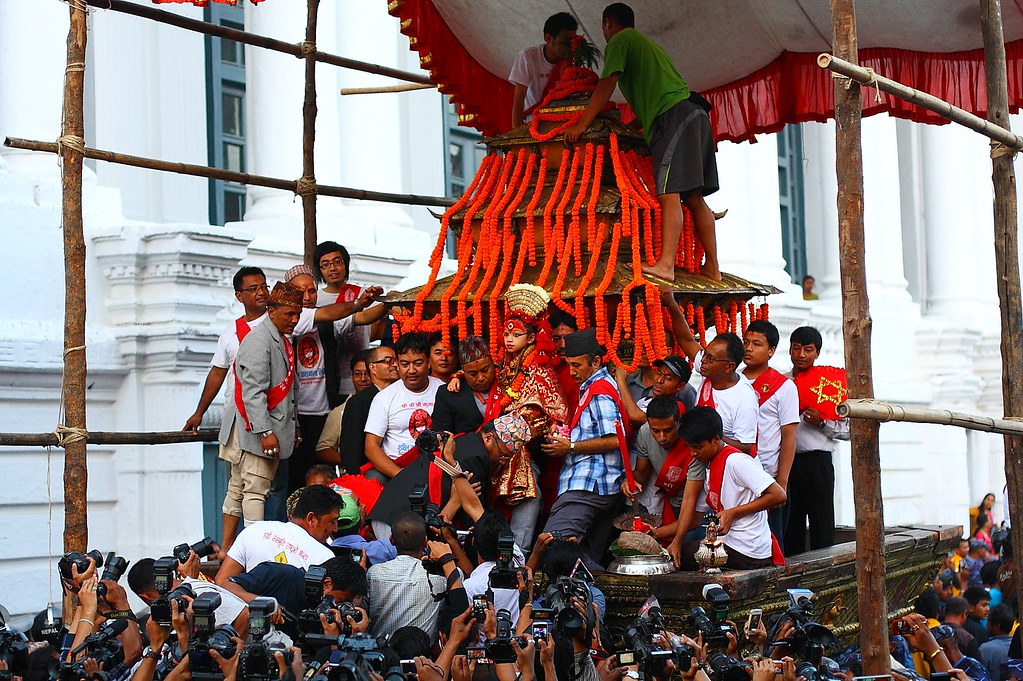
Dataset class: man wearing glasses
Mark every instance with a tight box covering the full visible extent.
[317,345,399,474]
[313,241,390,406]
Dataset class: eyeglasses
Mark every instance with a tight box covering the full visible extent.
[318,257,346,270]
[352,370,370,378]
[702,353,730,364]
[239,284,269,293]
[370,356,396,365]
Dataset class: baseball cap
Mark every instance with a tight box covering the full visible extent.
[969,539,987,551]
[930,624,956,642]
[337,494,361,531]
[652,355,691,379]
[936,569,956,589]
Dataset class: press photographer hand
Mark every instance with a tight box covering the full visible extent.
[207,636,243,681]
[178,550,202,580]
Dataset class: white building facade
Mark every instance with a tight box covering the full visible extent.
[0,0,1018,622]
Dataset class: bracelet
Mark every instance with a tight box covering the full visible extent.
[927,649,943,660]
[79,618,94,628]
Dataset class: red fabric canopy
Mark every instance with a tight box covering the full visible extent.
[390,0,1023,143]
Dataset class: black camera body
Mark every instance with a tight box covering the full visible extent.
[151,561,195,628]
[415,429,449,454]
[708,652,753,681]
[483,609,527,664]
[310,635,389,681]
[298,568,364,639]
[687,606,734,650]
[189,592,239,681]
[173,537,217,564]
[53,619,126,681]
[96,552,130,599]
[236,598,285,681]
[545,577,593,633]
[0,626,28,681]
[408,483,446,530]
[57,550,104,592]
[488,533,522,590]
[772,589,839,676]
[624,598,676,680]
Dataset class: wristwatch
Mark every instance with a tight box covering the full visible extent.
[569,441,576,453]
[142,647,162,661]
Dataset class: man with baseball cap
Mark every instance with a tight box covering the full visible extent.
[614,354,695,427]
[330,494,398,567]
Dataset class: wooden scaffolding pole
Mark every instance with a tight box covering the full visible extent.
[979,0,1023,615]
[830,0,889,672]
[301,0,320,265]
[839,399,1023,436]
[60,2,89,556]
[0,430,218,447]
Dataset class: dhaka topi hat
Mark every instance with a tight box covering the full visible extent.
[459,335,491,366]
[492,413,531,453]
[268,281,304,308]
[284,264,315,282]
[562,327,604,357]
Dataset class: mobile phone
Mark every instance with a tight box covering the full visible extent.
[852,676,894,681]
[531,622,549,639]
[617,651,636,666]
[747,608,763,632]
[466,647,491,664]
[930,674,953,681]
[889,620,912,636]
[773,660,784,674]
[399,659,417,678]
[472,594,489,621]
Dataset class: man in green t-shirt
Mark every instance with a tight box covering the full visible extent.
[565,3,721,281]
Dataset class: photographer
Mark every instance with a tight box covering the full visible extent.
[127,558,249,638]
[68,571,143,676]
[223,557,368,640]
[129,597,193,681]
[464,511,527,623]
[530,538,607,624]
[895,613,953,676]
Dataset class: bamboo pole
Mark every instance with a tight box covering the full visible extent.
[818,53,1023,152]
[830,0,889,673]
[82,0,433,86]
[838,399,1023,436]
[979,0,1023,618]
[301,0,319,265]
[0,430,219,447]
[340,83,436,95]
[60,1,89,556]
[3,138,457,208]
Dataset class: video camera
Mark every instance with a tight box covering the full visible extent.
[408,483,446,531]
[189,592,239,681]
[544,577,594,634]
[771,588,839,681]
[173,537,217,564]
[488,533,523,590]
[151,557,195,627]
[51,619,127,681]
[707,652,753,681]
[623,596,680,681]
[482,609,528,664]
[96,552,130,599]
[415,429,449,454]
[0,611,28,681]
[298,566,363,641]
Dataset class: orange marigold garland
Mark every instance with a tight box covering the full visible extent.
[537,146,573,286]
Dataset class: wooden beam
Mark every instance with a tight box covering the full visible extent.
[979,0,1023,618]
[838,399,1023,436]
[301,0,320,266]
[3,137,457,208]
[82,0,433,86]
[817,53,1023,151]
[340,83,436,95]
[0,430,219,447]
[829,0,889,674]
[60,1,89,556]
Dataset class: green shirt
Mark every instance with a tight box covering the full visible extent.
[601,28,690,142]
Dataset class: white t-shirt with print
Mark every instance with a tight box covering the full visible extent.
[508,44,557,114]
[226,520,334,571]
[694,351,760,445]
[291,315,355,416]
[705,452,776,559]
[182,578,247,629]
[364,377,444,459]
[754,379,800,477]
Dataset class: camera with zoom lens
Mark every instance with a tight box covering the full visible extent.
[771,588,839,677]
[173,537,217,564]
[236,598,290,681]
[415,429,449,454]
[96,552,130,599]
[624,597,677,681]
[488,533,522,590]
[408,483,446,531]
[57,550,104,593]
[308,634,394,681]
[544,577,593,633]
[189,592,239,681]
[150,558,195,627]
[483,609,527,665]
[687,606,734,650]
[708,652,753,681]
[0,624,29,681]
[51,619,127,681]
[298,567,363,639]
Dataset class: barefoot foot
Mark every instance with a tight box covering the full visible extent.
[699,263,723,281]
[641,263,677,281]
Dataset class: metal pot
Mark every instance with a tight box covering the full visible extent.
[607,553,677,576]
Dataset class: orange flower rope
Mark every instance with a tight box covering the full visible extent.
[537,146,573,286]
[586,144,604,247]
[569,143,594,277]
[593,218,622,353]
[549,146,583,304]
[521,149,549,271]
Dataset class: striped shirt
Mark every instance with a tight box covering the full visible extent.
[559,367,625,496]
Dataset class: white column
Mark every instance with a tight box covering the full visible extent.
[713,136,795,289]
[0,0,68,178]
[800,121,842,301]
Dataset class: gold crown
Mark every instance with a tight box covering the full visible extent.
[504,283,550,319]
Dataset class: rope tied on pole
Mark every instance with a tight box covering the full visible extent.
[991,140,1019,160]
[298,41,316,56]
[65,62,86,75]
[56,135,87,156]
[54,425,87,448]
[831,68,883,103]
[294,175,317,198]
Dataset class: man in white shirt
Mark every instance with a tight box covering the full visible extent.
[784,326,851,555]
[461,511,527,632]
[215,485,342,586]
[508,12,578,127]
[677,407,786,571]
[128,556,248,635]
[364,332,444,483]
[742,320,799,553]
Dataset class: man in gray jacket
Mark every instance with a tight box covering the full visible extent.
[220,281,304,526]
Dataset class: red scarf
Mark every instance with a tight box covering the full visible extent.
[233,333,295,432]
[571,375,631,440]
[480,384,504,426]
[235,316,253,343]
[655,438,693,500]
[750,367,788,407]
[706,445,785,566]
[522,58,568,118]
[697,378,715,409]
[334,283,361,304]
